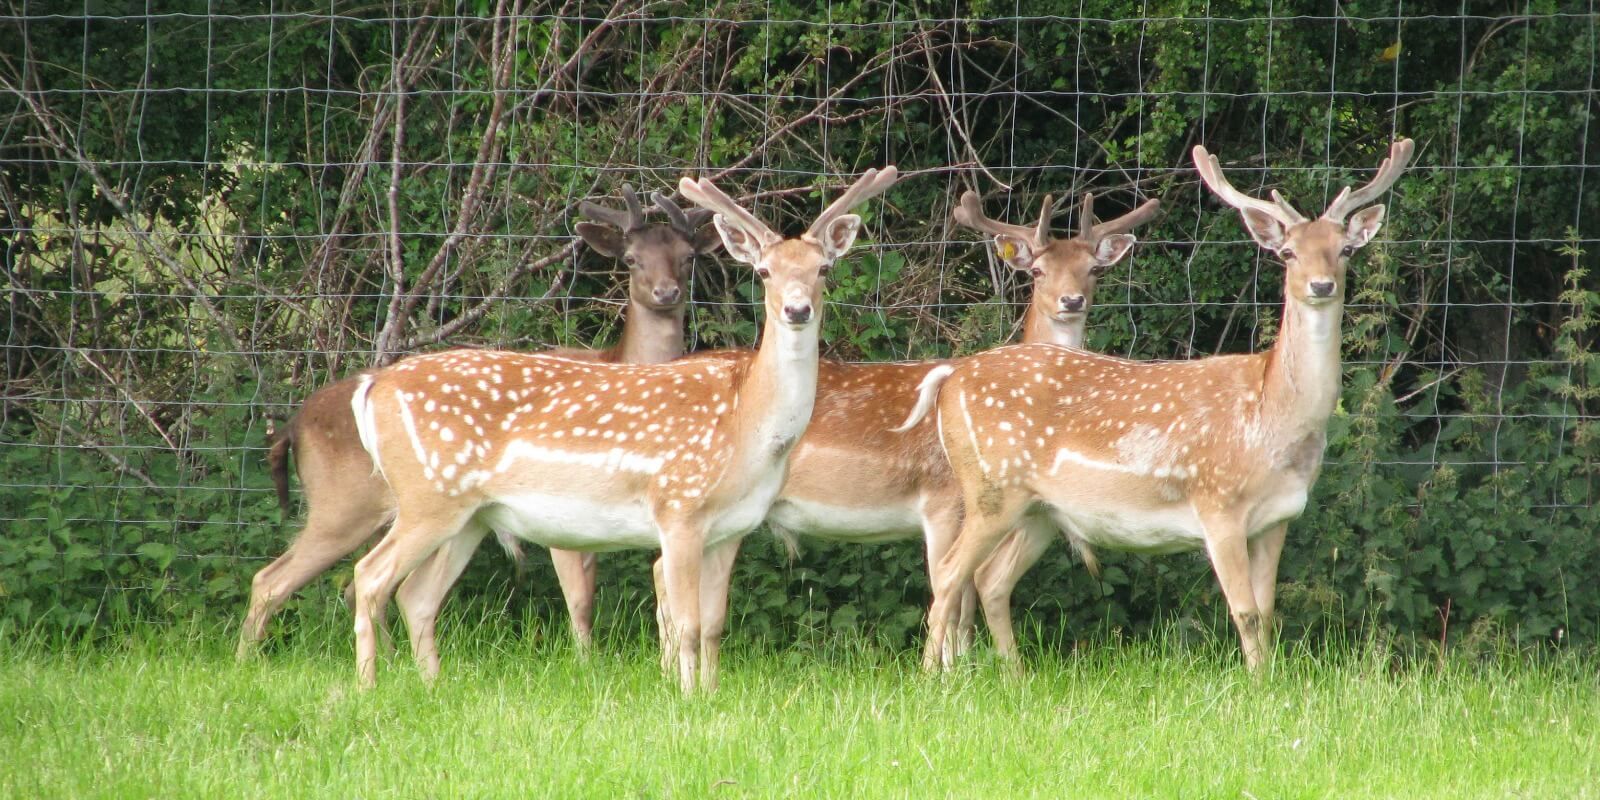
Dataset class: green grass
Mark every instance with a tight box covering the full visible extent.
[3,615,1597,799]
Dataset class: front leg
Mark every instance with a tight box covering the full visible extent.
[1201,512,1268,671]
[1247,521,1288,653]
[550,549,599,655]
[656,518,704,694]
[697,537,743,692]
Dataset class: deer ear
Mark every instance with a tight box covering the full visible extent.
[1343,204,1386,252]
[576,222,625,258]
[712,215,765,265]
[1092,234,1136,267]
[691,220,723,255]
[815,213,863,262]
[1239,208,1290,253]
[994,234,1036,271]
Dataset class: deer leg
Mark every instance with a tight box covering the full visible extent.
[351,509,468,689]
[652,556,672,673]
[974,513,1057,669]
[394,522,488,682]
[917,490,970,665]
[697,537,743,693]
[551,548,599,655]
[237,503,391,660]
[1248,522,1289,654]
[1201,514,1267,671]
[657,522,704,694]
[925,491,1027,671]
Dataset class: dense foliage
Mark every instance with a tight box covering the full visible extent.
[2,2,1596,654]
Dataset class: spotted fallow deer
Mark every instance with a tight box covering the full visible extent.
[647,189,1158,667]
[235,187,717,661]
[345,167,899,691]
[902,140,1414,670]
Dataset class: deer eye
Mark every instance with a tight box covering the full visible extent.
[1029,267,1044,278]
[1279,248,1296,262]
[1340,244,1355,257]
[756,266,771,280]
[623,253,638,267]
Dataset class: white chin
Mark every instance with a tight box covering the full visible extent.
[1302,296,1337,307]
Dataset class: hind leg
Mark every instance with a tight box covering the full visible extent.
[352,507,473,688]
[395,522,489,682]
[238,501,391,660]
[974,513,1056,668]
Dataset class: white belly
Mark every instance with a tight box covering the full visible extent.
[477,492,659,552]
[766,497,923,543]
[1049,505,1205,555]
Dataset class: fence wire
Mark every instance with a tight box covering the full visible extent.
[1,3,1596,640]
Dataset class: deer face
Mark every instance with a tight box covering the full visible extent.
[577,222,720,312]
[717,221,856,329]
[1237,206,1386,308]
[998,234,1136,321]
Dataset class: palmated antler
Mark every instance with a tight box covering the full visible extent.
[1079,193,1163,244]
[579,183,647,231]
[953,190,1054,249]
[805,167,900,240]
[1322,138,1416,222]
[1193,146,1309,227]
[677,176,784,248]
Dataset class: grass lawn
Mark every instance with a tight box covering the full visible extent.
[2,615,1596,799]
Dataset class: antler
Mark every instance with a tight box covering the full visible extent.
[1192,146,1308,228]
[652,192,712,237]
[805,166,900,240]
[677,176,783,247]
[953,190,1053,249]
[1322,138,1415,223]
[579,183,647,231]
[1080,193,1163,244]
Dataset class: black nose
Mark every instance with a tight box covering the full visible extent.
[1308,280,1336,298]
[652,285,682,305]
[1060,295,1087,313]
[782,303,813,324]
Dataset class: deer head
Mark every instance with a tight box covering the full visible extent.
[576,184,720,311]
[1193,139,1414,310]
[679,167,899,330]
[955,190,1160,336]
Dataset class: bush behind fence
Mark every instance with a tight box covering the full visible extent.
[1,1,1597,650]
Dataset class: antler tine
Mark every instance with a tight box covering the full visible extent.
[1034,194,1055,248]
[1192,145,1305,228]
[620,184,645,231]
[1322,138,1415,222]
[652,191,691,234]
[1088,197,1163,241]
[952,190,1042,244]
[677,176,782,246]
[805,166,900,240]
[1078,193,1095,240]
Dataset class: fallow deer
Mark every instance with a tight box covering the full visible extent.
[646,189,1158,667]
[902,140,1414,669]
[235,187,717,660]
[345,167,899,691]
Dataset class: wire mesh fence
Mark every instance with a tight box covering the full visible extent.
[1,2,1596,647]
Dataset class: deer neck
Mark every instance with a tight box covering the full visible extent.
[734,312,820,459]
[1022,304,1085,348]
[616,300,686,365]
[1260,297,1344,436]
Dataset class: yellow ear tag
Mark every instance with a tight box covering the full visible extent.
[997,241,1018,261]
